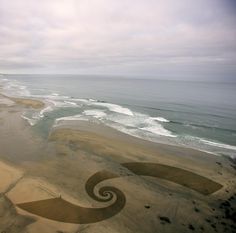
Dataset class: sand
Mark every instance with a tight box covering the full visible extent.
[0,161,23,193]
[0,93,45,109]
[0,93,236,233]
[0,160,34,233]
[11,97,45,109]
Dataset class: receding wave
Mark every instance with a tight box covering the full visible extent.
[176,135,236,157]
[140,126,175,137]
[200,139,236,151]
[171,120,236,134]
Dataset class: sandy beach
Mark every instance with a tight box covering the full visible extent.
[0,94,236,233]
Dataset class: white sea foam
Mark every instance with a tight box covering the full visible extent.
[23,99,79,125]
[95,112,174,137]
[89,98,97,102]
[106,121,175,141]
[106,122,140,137]
[83,109,106,119]
[51,93,59,96]
[140,126,176,137]
[73,98,89,103]
[1,81,31,96]
[33,94,70,100]
[21,114,38,126]
[64,101,78,106]
[144,117,169,125]
[141,117,174,137]
[57,115,82,121]
[105,114,139,127]
[55,115,82,123]
[53,115,89,127]
[151,117,170,122]
[47,100,78,108]
[18,92,79,126]
[91,102,134,116]
[21,104,54,126]
[200,139,236,151]
[39,106,54,117]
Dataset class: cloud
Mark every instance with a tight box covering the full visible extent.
[0,0,235,80]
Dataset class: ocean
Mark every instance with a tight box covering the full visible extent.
[1,74,236,158]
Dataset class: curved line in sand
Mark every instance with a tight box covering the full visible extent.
[16,162,222,224]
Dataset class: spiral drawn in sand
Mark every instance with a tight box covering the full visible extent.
[17,170,125,224]
[17,162,222,224]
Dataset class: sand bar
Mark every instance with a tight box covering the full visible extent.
[0,93,45,109]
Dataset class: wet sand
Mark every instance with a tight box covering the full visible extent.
[0,93,45,109]
[0,94,236,233]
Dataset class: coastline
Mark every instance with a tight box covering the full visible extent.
[0,93,236,233]
[1,76,236,158]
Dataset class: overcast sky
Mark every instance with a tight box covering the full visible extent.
[0,0,236,80]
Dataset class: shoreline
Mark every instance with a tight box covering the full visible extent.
[0,93,236,233]
[1,79,236,158]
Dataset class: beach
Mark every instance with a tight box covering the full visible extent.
[1,0,236,231]
[1,0,236,230]
[0,93,235,233]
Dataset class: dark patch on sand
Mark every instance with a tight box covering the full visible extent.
[0,194,35,233]
[159,216,171,224]
[226,156,236,170]
[200,193,236,232]
[188,224,195,230]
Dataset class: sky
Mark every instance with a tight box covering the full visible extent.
[0,0,236,81]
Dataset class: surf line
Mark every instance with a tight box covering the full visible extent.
[17,162,222,224]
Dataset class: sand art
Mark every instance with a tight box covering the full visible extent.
[17,162,222,224]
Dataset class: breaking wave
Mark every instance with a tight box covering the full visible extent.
[90,102,134,116]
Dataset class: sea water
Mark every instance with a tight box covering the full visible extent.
[1,74,236,158]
